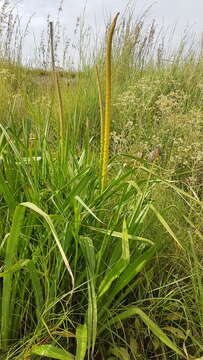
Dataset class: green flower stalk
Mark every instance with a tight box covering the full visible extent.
[50,21,65,149]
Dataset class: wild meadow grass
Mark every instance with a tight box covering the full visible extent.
[0,1,202,359]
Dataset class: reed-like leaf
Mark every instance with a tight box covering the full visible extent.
[20,202,75,290]
[31,344,74,360]
[0,259,30,278]
[76,323,87,360]
[102,307,184,357]
[98,245,157,318]
[79,236,97,353]
[98,218,130,298]
[150,204,183,248]
[1,205,26,349]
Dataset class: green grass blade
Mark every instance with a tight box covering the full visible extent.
[98,245,157,318]
[98,219,130,298]
[86,225,154,245]
[98,258,128,298]
[75,195,103,223]
[0,170,16,210]
[79,237,97,353]
[76,323,87,360]
[0,124,35,189]
[27,260,44,321]
[0,259,30,278]
[103,307,184,357]
[189,232,203,337]
[139,166,201,205]
[110,346,130,360]
[1,205,26,350]
[31,344,74,360]
[20,202,75,290]
[122,218,130,260]
[150,204,183,248]
[79,236,96,274]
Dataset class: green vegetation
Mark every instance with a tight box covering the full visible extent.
[0,1,202,359]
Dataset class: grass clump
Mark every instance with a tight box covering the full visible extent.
[0,2,202,359]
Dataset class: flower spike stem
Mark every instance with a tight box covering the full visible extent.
[50,21,65,153]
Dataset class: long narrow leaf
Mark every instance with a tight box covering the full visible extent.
[79,237,97,353]
[75,195,103,223]
[0,259,30,278]
[1,205,26,349]
[27,260,44,321]
[98,245,157,317]
[76,323,87,360]
[31,344,74,360]
[0,170,16,210]
[150,204,182,248]
[98,219,130,298]
[85,225,153,245]
[102,307,184,357]
[21,202,75,290]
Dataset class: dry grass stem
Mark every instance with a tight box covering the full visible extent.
[50,21,65,145]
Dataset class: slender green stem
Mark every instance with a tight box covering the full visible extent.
[50,21,65,150]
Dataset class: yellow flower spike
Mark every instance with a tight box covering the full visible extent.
[95,65,105,173]
[101,12,119,192]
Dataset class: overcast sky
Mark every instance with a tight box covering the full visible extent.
[6,0,203,65]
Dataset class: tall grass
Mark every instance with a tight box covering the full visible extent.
[0,2,202,359]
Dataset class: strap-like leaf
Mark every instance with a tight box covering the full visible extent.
[76,324,87,360]
[31,344,74,360]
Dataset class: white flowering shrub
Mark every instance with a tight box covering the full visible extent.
[112,76,202,184]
